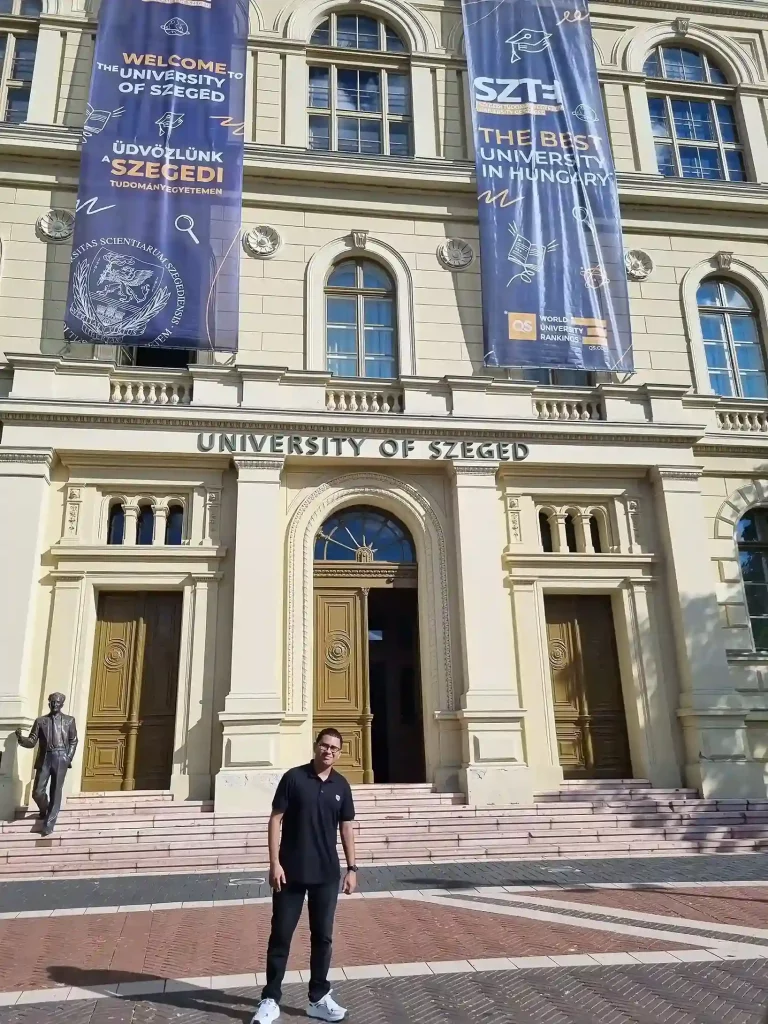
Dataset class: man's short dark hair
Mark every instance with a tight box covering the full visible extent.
[315,728,343,747]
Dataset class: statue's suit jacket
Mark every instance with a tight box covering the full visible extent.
[19,714,78,771]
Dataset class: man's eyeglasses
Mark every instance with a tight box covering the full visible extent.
[317,743,341,753]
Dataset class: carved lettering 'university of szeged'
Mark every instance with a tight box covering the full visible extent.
[197,432,530,461]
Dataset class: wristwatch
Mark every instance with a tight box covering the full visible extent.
[346,865,358,872]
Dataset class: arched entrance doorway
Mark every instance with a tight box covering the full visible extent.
[313,505,425,785]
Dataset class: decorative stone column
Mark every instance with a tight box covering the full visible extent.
[0,448,53,820]
[122,503,139,546]
[652,466,749,797]
[215,456,286,814]
[451,463,532,804]
[153,505,168,545]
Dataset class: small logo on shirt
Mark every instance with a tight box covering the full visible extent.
[335,794,341,801]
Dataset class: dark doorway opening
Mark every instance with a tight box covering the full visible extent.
[367,587,425,784]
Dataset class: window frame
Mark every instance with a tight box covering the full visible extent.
[0,2,39,125]
[644,45,746,183]
[324,257,398,379]
[307,12,411,158]
[737,508,768,651]
[697,277,768,399]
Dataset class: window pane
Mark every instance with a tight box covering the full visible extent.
[747,582,768,617]
[308,66,329,108]
[654,143,675,176]
[389,121,410,157]
[327,326,357,354]
[137,507,154,546]
[741,372,768,399]
[726,150,746,182]
[357,16,379,49]
[643,50,661,77]
[672,99,714,141]
[387,73,410,115]
[679,145,723,179]
[737,512,759,543]
[753,618,768,651]
[328,356,357,377]
[697,281,720,306]
[21,0,43,12]
[0,35,7,65]
[364,297,394,327]
[707,59,727,85]
[326,296,356,325]
[663,46,706,81]
[704,343,729,370]
[327,260,356,288]
[359,70,381,112]
[107,505,125,546]
[5,87,29,123]
[165,507,184,546]
[362,262,391,289]
[740,550,767,582]
[648,97,669,138]
[310,17,330,45]
[337,68,359,110]
[716,103,739,144]
[336,15,358,48]
[359,117,382,154]
[365,356,396,378]
[386,26,406,52]
[723,283,751,309]
[735,344,762,371]
[700,312,726,341]
[731,314,758,343]
[308,113,330,150]
[12,37,37,81]
[709,371,734,396]
[364,330,395,360]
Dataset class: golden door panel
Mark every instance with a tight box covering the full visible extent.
[314,589,365,783]
[83,593,181,793]
[134,594,182,791]
[545,595,631,780]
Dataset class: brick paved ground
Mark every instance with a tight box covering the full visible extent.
[2,961,768,1023]
[0,898,698,993]
[1,853,767,913]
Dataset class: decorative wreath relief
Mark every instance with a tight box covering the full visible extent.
[624,249,655,282]
[242,225,281,259]
[437,238,474,271]
[36,209,75,243]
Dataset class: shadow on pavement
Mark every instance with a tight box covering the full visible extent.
[47,966,257,1021]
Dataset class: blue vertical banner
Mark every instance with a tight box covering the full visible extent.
[64,0,248,352]
[462,0,633,371]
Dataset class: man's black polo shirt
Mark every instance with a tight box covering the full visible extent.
[272,762,355,885]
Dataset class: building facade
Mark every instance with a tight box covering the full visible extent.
[1,0,768,818]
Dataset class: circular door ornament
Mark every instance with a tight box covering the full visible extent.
[548,638,568,669]
[104,639,128,670]
[325,634,352,670]
[624,249,654,282]
[243,225,281,259]
[36,209,75,242]
[437,238,474,271]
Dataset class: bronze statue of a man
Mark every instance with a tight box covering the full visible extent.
[16,693,78,837]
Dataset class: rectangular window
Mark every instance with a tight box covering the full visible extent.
[308,113,330,150]
[308,66,330,109]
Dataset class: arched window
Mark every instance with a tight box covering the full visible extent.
[737,508,768,650]
[564,513,578,553]
[315,505,415,562]
[644,46,745,181]
[136,504,154,545]
[539,511,553,552]
[308,12,411,156]
[589,515,603,554]
[0,0,39,124]
[107,502,125,545]
[697,279,767,398]
[165,504,184,545]
[325,258,396,378]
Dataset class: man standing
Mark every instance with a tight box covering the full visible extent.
[15,692,78,837]
[252,728,357,1024]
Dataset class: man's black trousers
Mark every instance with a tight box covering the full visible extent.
[261,881,339,1004]
[32,752,69,828]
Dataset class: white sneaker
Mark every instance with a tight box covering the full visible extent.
[251,998,280,1023]
[307,990,347,1021]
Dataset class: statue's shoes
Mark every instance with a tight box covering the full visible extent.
[40,824,54,837]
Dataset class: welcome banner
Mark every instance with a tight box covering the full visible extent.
[64,0,248,352]
[462,0,633,372]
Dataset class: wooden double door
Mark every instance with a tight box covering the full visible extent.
[313,578,424,784]
[83,592,182,792]
[545,595,632,779]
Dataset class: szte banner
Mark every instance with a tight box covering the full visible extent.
[64,0,248,352]
[462,0,633,372]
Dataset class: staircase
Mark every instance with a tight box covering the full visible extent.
[1,779,768,880]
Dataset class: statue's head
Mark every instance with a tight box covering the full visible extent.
[48,693,65,713]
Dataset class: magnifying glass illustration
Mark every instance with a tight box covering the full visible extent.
[175,214,200,244]
[572,206,593,230]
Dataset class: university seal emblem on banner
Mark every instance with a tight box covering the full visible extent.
[461,0,633,372]
[64,0,248,351]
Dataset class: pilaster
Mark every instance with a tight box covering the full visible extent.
[451,463,532,804]
[26,23,63,125]
[215,455,286,813]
